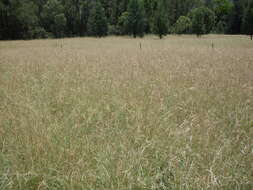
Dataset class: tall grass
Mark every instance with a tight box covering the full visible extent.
[0,35,252,190]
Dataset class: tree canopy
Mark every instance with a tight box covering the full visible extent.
[0,0,252,40]
[87,0,107,37]
[153,0,169,39]
[189,6,215,37]
[242,0,253,39]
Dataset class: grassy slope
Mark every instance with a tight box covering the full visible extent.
[0,35,252,190]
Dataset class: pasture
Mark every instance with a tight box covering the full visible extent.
[0,35,252,189]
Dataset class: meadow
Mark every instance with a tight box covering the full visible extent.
[0,35,252,190]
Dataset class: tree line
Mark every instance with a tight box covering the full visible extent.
[0,0,253,40]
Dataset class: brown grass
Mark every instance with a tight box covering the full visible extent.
[0,35,252,190]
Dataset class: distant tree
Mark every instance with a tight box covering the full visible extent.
[0,0,40,39]
[117,11,129,34]
[167,0,204,25]
[87,1,108,37]
[125,0,145,38]
[173,16,192,34]
[41,0,65,37]
[213,0,233,33]
[16,0,39,39]
[153,0,168,39]
[213,0,233,21]
[54,13,66,38]
[143,0,157,33]
[63,0,89,36]
[242,2,253,40]
[226,0,245,34]
[189,7,215,37]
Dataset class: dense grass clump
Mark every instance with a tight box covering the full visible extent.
[0,35,252,190]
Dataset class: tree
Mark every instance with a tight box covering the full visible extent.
[0,0,40,39]
[213,0,233,33]
[16,0,39,39]
[87,0,108,37]
[153,0,168,39]
[173,16,192,34]
[226,0,245,34]
[189,6,215,37]
[125,0,145,38]
[143,0,157,33]
[242,1,253,40]
[41,0,65,37]
[167,0,204,25]
[213,0,233,21]
[54,13,66,38]
[118,11,130,34]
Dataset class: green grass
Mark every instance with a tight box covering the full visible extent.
[0,35,252,189]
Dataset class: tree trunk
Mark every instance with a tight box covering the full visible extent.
[159,34,162,39]
[251,34,252,40]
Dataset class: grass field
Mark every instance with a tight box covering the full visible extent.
[0,35,252,190]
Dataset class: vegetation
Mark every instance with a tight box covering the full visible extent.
[124,0,145,38]
[1,0,253,39]
[173,16,192,34]
[190,7,215,37]
[153,0,169,39]
[0,35,252,189]
[242,0,253,40]
[87,0,107,37]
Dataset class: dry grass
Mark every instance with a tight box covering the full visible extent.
[0,35,252,190]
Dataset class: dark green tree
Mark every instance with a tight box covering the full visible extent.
[167,0,204,25]
[153,0,168,39]
[41,0,65,37]
[87,0,108,37]
[213,0,233,33]
[189,6,215,37]
[143,0,157,33]
[0,0,251,40]
[63,0,89,36]
[213,0,233,21]
[242,1,253,40]
[14,0,39,39]
[118,11,129,34]
[0,0,40,39]
[54,13,66,38]
[125,0,145,38]
[226,0,246,34]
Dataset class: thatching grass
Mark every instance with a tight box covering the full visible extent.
[0,35,252,190]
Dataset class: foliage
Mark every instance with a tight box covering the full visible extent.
[0,0,252,39]
[125,0,145,38]
[189,6,215,36]
[118,11,130,35]
[87,0,108,37]
[214,20,227,33]
[173,16,192,34]
[242,1,253,39]
[41,0,65,37]
[54,13,67,38]
[212,0,233,33]
[213,0,233,20]
[153,0,169,39]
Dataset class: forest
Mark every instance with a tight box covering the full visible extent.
[0,0,253,40]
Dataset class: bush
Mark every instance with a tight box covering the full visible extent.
[214,20,227,34]
[32,27,51,39]
[54,13,67,38]
[189,7,215,37]
[117,12,129,35]
[107,25,121,35]
[173,16,192,34]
